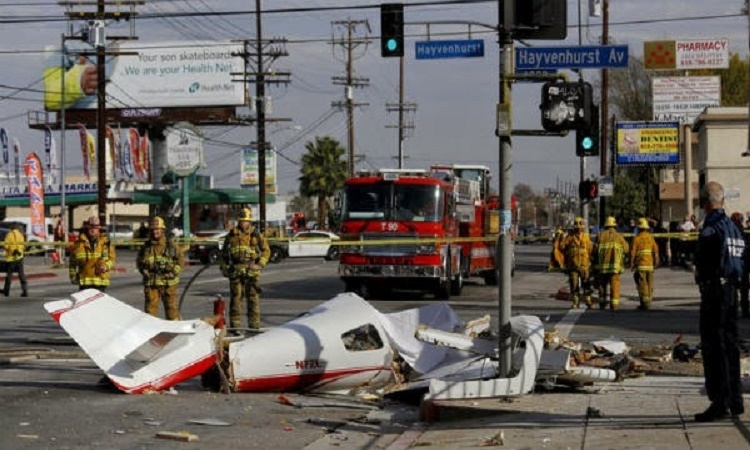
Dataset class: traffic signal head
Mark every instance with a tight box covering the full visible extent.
[576,104,600,156]
[380,3,404,58]
[541,81,592,132]
[499,0,568,40]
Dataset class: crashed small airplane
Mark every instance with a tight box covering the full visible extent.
[44,289,617,398]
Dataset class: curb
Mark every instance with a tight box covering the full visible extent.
[0,272,58,282]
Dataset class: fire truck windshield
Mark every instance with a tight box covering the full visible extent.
[341,184,443,222]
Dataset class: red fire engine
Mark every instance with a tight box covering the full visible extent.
[337,165,503,299]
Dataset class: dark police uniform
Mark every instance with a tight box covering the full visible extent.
[695,208,746,419]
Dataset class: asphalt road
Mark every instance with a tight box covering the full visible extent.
[0,245,708,449]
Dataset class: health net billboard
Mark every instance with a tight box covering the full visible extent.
[43,40,245,111]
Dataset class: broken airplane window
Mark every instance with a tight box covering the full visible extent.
[341,323,384,352]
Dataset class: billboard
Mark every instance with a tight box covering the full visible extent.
[644,38,729,70]
[616,121,680,166]
[652,76,721,124]
[43,40,245,111]
[240,147,277,195]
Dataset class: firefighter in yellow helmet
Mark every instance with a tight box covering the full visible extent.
[69,216,116,292]
[560,217,593,308]
[594,216,629,310]
[137,216,184,320]
[630,217,659,310]
[220,208,271,334]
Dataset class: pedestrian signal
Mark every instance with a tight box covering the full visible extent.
[578,180,598,200]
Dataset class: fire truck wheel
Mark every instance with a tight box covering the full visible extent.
[484,269,499,286]
[450,266,463,296]
[435,260,452,300]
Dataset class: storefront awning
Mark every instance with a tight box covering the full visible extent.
[0,188,274,207]
[131,188,275,205]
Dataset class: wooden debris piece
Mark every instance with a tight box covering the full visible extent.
[155,431,199,442]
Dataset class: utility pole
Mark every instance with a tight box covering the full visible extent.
[233,1,290,230]
[386,56,417,169]
[331,19,370,177]
[61,0,143,227]
[599,0,610,226]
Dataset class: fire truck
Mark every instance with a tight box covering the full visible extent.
[337,164,503,299]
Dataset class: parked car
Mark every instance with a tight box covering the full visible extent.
[281,230,340,260]
[106,223,134,243]
[189,230,228,265]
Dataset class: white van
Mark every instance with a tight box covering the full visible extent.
[0,216,56,252]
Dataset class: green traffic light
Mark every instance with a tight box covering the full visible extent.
[386,38,398,52]
[581,136,593,150]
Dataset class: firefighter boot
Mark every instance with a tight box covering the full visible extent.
[584,296,593,308]
[571,294,580,309]
[610,298,620,311]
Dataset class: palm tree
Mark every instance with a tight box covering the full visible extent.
[299,136,348,229]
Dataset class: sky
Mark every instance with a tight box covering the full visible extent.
[0,0,747,198]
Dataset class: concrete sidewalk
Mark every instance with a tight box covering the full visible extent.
[303,376,750,450]
[391,376,749,450]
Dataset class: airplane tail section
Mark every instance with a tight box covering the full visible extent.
[44,289,218,394]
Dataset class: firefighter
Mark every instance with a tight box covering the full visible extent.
[69,216,116,292]
[630,217,659,310]
[220,208,271,334]
[594,216,629,310]
[560,217,593,308]
[137,216,184,320]
[548,228,565,270]
[3,222,28,297]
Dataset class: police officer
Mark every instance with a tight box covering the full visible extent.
[630,218,659,310]
[594,216,629,310]
[694,181,745,422]
[560,217,593,308]
[3,222,27,297]
[731,212,750,318]
[220,208,270,334]
[69,216,116,292]
[137,216,184,320]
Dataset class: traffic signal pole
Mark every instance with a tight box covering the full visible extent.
[497,0,514,379]
[577,0,589,227]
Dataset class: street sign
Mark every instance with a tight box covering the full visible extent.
[515,45,628,70]
[598,176,614,197]
[515,68,557,82]
[415,39,484,60]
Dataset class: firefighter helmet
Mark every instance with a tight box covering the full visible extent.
[604,216,617,228]
[638,218,650,230]
[573,217,584,230]
[237,208,253,222]
[85,216,101,229]
[151,216,165,230]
